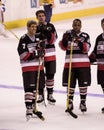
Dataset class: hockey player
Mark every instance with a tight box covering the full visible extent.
[0,0,8,38]
[89,18,104,113]
[59,19,91,112]
[42,0,54,23]
[35,10,58,104]
[17,20,45,120]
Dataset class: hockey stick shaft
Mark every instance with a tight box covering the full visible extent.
[34,57,41,112]
[66,41,73,109]
[66,41,78,119]
[33,57,45,121]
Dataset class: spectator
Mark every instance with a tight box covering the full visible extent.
[0,0,8,38]
[42,0,54,23]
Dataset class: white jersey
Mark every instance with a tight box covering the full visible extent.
[0,3,8,37]
[0,5,4,35]
[0,5,4,34]
[0,3,5,22]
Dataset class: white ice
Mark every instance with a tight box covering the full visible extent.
[0,14,104,130]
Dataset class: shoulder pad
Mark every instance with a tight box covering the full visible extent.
[66,30,71,34]
[21,34,26,39]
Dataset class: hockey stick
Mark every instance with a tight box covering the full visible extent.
[39,54,47,107]
[0,21,19,40]
[33,57,45,121]
[65,41,78,119]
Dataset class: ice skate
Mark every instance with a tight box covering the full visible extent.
[47,94,56,105]
[79,101,87,113]
[68,101,73,110]
[65,101,73,112]
[65,102,78,118]
[37,95,44,104]
[26,106,33,121]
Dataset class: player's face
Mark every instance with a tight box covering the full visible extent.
[28,24,37,36]
[37,13,46,24]
[72,21,81,34]
[101,22,104,32]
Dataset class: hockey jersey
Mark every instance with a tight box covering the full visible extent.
[17,34,44,72]
[36,22,58,62]
[89,33,104,70]
[59,29,91,68]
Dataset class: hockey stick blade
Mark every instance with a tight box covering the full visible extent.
[65,109,78,119]
[33,110,45,121]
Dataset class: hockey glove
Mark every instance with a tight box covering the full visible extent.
[89,53,96,63]
[39,41,46,49]
[70,30,77,39]
[76,37,85,50]
[37,49,45,58]
[27,51,36,61]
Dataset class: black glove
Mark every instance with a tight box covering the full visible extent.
[75,37,85,50]
[39,41,46,49]
[27,51,36,61]
[89,53,96,63]
[37,49,45,58]
[70,30,77,39]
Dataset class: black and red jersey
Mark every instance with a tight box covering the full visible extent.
[89,33,104,70]
[36,22,58,62]
[17,34,44,72]
[59,29,91,68]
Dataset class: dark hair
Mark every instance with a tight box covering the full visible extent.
[101,18,104,24]
[27,20,37,27]
[73,19,81,24]
[36,10,46,17]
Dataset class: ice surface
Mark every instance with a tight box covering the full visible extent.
[0,14,104,130]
